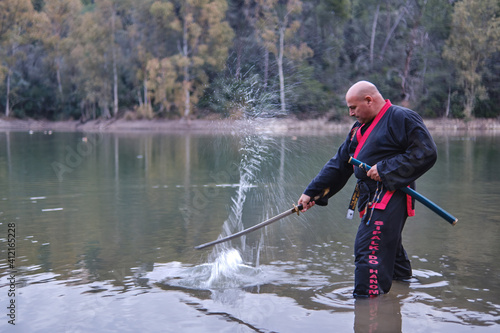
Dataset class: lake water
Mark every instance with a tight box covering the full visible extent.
[1,123,500,332]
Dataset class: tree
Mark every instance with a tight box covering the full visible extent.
[43,0,82,103]
[398,0,432,106]
[0,0,44,117]
[299,0,350,113]
[66,0,128,120]
[443,0,500,118]
[149,0,234,119]
[122,0,156,118]
[0,0,496,120]
[227,0,257,80]
[255,0,313,114]
[95,0,125,118]
[67,8,111,120]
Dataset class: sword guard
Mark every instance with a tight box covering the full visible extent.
[293,204,302,215]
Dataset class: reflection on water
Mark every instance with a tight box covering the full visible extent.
[1,129,500,332]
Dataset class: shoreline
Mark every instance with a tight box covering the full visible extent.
[1,117,499,136]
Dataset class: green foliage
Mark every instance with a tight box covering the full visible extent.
[145,0,234,119]
[449,91,466,119]
[0,0,499,120]
[474,98,498,119]
[286,64,333,117]
[317,0,350,22]
[474,52,500,118]
[443,0,500,118]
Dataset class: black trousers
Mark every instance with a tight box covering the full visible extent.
[353,190,412,297]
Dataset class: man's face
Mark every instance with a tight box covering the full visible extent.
[347,95,374,124]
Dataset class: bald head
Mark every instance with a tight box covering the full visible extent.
[346,81,386,124]
[346,81,382,101]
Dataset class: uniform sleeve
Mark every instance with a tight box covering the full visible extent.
[377,110,437,191]
[303,129,355,206]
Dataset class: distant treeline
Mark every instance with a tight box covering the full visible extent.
[1,0,499,121]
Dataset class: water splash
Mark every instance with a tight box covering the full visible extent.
[206,71,283,119]
[185,77,289,288]
[196,126,277,291]
[153,249,262,291]
[209,133,272,256]
[203,249,260,289]
[154,132,281,293]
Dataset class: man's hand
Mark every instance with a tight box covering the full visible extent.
[367,164,382,182]
[298,194,315,212]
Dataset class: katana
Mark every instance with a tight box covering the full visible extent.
[348,157,458,226]
[194,189,330,250]
[194,204,302,250]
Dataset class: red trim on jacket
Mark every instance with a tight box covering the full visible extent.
[353,100,392,158]
[359,188,415,218]
[373,190,395,210]
[358,190,395,218]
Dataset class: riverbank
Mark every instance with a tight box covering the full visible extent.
[1,116,499,136]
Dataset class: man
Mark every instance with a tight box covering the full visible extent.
[298,81,437,297]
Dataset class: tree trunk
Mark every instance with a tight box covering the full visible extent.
[380,5,406,61]
[401,1,426,106]
[137,91,143,107]
[401,41,414,104]
[183,71,190,119]
[111,8,118,117]
[143,78,148,107]
[101,103,111,119]
[445,87,451,118]
[278,26,286,114]
[370,4,380,68]
[5,69,11,117]
[56,59,63,97]
[182,16,190,119]
[464,82,475,119]
[113,56,118,116]
[421,56,428,94]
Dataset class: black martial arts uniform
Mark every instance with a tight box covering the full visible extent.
[303,100,437,297]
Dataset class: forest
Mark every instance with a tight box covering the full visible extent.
[1,0,499,122]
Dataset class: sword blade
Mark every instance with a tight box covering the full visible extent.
[194,205,301,250]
